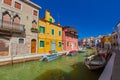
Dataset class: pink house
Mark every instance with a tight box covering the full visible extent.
[62,26,78,51]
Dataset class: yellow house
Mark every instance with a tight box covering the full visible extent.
[38,10,62,53]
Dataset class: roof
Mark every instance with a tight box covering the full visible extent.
[39,18,62,28]
[20,0,41,10]
[63,26,78,32]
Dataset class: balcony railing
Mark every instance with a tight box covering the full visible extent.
[0,20,25,34]
[31,27,38,33]
[65,31,78,39]
[67,27,78,33]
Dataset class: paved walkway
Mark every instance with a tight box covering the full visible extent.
[111,49,120,80]
[99,52,116,80]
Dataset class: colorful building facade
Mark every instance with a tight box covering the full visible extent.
[111,30,118,49]
[38,10,62,53]
[117,22,120,51]
[0,0,41,57]
[104,35,112,50]
[62,26,78,51]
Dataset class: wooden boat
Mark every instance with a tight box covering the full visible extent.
[84,54,106,70]
[66,50,78,56]
[40,53,61,61]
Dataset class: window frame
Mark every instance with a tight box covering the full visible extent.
[40,40,45,48]
[3,0,12,6]
[33,10,38,16]
[59,31,61,36]
[18,38,24,44]
[67,42,69,46]
[58,42,62,47]
[51,29,54,35]
[39,26,45,34]
[14,1,21,10]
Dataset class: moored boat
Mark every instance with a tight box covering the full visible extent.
[66,50,78,56]
[40,53,61,61]
[79,48,87,53]
[84,54,106,70]
[78,47,87,53]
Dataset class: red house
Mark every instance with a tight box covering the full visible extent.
[62,26,78,51]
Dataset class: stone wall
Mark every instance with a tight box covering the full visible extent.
[0,38,9,56]
[10,43,29,56]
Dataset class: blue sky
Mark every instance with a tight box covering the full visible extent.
[31,0,120,39]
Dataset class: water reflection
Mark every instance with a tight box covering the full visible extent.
[0,50,103,80]
[35,62,103,80]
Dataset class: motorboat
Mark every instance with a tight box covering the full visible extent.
[40,53,61,61]
[66,50,78,56]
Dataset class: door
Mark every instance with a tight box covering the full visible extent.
[51,41,56,51]
[31,39,36,54]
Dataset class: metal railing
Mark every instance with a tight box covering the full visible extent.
[0,20,25,32]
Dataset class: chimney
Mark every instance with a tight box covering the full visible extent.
[58,22,60,26]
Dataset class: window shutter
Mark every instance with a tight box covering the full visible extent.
[43,27,45,33]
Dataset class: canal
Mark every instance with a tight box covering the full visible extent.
[0,49,103,80]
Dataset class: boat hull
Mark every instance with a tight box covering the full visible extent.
[84,54,106,70]
[40,54,61,61]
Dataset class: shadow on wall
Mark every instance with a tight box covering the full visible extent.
[34,62,103,80]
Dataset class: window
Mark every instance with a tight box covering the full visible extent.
[39,26,45,33]
[19,38,24,44]
[14,2,21,9]
[67,42,69,46]
[58,42,62,47]
[59,31,61,36]
[51,29,54,35]
[4,0,12,6]
[75,43,77,47]
[33,10,38,16]
[49,18,52,23]
[32,20,37,28]
[40,41,44,48]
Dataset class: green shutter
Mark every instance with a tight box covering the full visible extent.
[43,27,45,33]
[50,18,52,23]
[52,29,54,35]
[40,41,44,47]
[39,26,41,33]
[59,42,62,47]
[59,31,61,36]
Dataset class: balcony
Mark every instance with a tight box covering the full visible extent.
[31,27,38,33]
[65,31,78,39]
[0,20,25,35]
[67,27,77,33]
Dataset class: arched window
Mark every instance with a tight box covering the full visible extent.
[32,20,37,28]
[13,14,20,30]
[2,11,11,29]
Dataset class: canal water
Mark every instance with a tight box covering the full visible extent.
[0,49,103,80]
